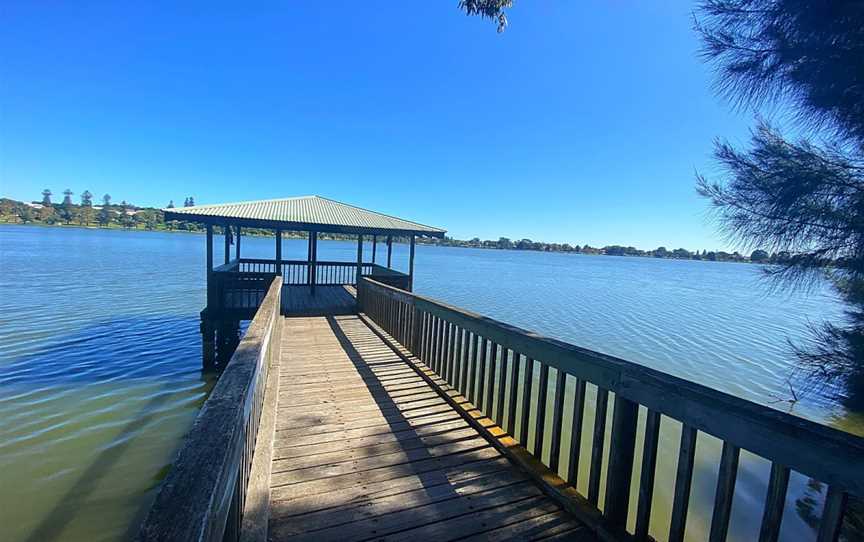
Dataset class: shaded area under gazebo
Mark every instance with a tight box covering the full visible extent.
[164,195,446,367]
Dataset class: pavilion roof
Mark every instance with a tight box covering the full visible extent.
[163,195,446,237]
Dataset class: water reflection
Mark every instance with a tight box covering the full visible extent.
[0,316,214,542]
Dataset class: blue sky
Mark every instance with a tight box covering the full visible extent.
[0,2,754,250]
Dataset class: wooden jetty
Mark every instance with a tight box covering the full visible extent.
[137,196,864,542]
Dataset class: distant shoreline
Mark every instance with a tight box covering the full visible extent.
[0,221,764,264]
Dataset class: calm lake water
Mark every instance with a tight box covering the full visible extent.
[0,225,861,541]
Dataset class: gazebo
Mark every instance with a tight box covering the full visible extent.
[164,195,446,366]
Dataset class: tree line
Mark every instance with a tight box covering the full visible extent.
[0,190,202,231]
[424,236,781,263]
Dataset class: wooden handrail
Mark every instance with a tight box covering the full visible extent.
[357,277,863,541]
[137,276,283,542]
[217,258,410,289]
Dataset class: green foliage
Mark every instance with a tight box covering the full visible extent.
[459,0,512,32]
[750,249,770,262]
[695,0,864,405]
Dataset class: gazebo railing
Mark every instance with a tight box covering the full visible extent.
[356,276,863,542]
[224,258,407,287]
[212,258,411,311]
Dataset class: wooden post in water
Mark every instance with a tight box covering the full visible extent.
[408,235,416,291]
[356,234,364,285]
[372,235,377,264]
[275,229,282,276]
[387,235,393,268]
[235,225,241,260]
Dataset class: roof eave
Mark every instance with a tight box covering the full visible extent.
[162,211,446,238]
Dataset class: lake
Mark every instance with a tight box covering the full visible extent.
[0,225,860,541]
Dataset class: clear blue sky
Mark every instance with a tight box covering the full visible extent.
[0,1,754,251]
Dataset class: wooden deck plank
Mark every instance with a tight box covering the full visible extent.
[281,284,357,316]
[267,314,593,541]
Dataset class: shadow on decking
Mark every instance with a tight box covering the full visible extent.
[265,315,527,539]
[280,285,357,316]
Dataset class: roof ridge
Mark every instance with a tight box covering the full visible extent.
[164,195,315,211]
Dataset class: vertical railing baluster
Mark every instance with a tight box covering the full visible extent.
[457,328,469,394]
[519,358,535,445]
[635,410,661,541]
[816,485,847,542]
[465,333,477,403]
[424,313,433,365]
[476,338,489,413]
[442,322,452,380]
[534,363,550,458]
[604,395,640,529]
[495,346,508,425]
[429,316,437,372]
[411,306,422,355]
[588,387,610,505]
[709,441,740,542]
[548,369,568,473]
[506,352,521,434]
[566,378,587,486]
[440,321,450,380]
[436,318,446,374]
[669,425,699,542]
[758,463,790,542]
[446,323,457,383]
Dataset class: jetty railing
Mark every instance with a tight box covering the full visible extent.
[137,276,283,542]
[357,277,864,542]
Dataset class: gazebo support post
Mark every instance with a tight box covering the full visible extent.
[311,232,318,296]
[409,235,416,292]
[275,229,282,276]
[387,235,393,268]
[202,224,216,368]
[372,235,377,264]
[235,225,241,260]
[307,232,313,286]
[223,224,230,265]
[356,235,364,285]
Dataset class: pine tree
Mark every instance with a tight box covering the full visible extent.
[694,1,864,404]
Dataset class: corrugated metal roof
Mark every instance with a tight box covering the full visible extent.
[163,195,446,237]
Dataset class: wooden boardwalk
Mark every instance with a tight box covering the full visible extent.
[268,315,593,542]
